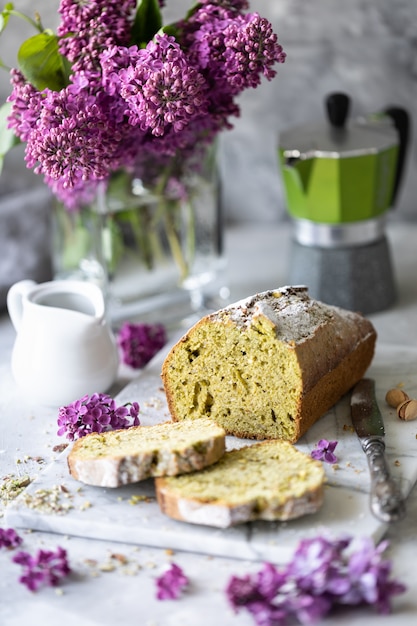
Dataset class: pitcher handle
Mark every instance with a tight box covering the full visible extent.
[7,280,36,332]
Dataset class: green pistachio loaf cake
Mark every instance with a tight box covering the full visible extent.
[155,440,326,528]
[67,418,226,488]
[161,286,377,442]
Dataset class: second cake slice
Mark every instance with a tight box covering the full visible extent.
[155,440,325,528]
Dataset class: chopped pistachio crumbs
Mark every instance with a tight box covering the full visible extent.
[0,476,92,517]
[1,475,33,507]
[21,485,76,515]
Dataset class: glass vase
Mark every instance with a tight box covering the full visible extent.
[52,142,228,323]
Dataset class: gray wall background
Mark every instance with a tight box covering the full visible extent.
[0,0,416,303]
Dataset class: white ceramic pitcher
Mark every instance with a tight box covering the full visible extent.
[7,279,119,406]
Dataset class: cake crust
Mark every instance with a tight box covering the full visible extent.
[161,286,377,442]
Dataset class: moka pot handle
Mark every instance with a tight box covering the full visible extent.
[383,106,411,207]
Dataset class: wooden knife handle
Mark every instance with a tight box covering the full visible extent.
[361,436,406,523]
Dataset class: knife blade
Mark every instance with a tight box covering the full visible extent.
[350,377,406,523]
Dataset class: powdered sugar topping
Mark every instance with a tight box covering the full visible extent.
[212,286,368,345]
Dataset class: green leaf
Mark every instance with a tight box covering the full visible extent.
[131,0,162,47]
[162,23,180,39]
[0,101,20,175]
[0,3,14,35]
[17,31,71,91]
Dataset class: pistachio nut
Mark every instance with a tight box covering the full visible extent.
[385,388,410,409]
[397,399,417,421]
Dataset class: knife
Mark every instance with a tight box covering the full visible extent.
[350,377,406,523]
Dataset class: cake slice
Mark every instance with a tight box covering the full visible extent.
[67,418,226,488]
[155,440,326,528]
[161,286,377,442]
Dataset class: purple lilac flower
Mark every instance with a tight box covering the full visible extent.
[288,536,407,620]
[226,562,288,625]
[117,322,166,369]
[57,393,140,441]
[180,4,285,134]
[187,10,285,94]
[116,35,208,137]
[311,439,338,464]
[100,45,142,97]
[0,528,23,550]
[156,563,189,600]
[223,13,287,90]
[226,535,406,625]
[12,547,71,592]
[343,537,407,614]
[57,0,136,72]
[7,70,44,142]
[24,82,124,189]
[6,1,286,211]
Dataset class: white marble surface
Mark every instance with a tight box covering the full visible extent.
[2,222,417,626]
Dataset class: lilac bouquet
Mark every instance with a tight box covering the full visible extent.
[0,1,285,281]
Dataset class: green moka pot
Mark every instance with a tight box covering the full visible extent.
[278,93,409,313]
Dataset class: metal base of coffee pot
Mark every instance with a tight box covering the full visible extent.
[287,235,397,315]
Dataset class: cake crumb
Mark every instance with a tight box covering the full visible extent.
[99,562,116,572]
[128,494,153,505]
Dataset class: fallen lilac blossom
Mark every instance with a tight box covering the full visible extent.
[311,439,338,464]
[0,528,23,550]
[12,547,71,592]
[156,563,189,600]
[226,535,406,625]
